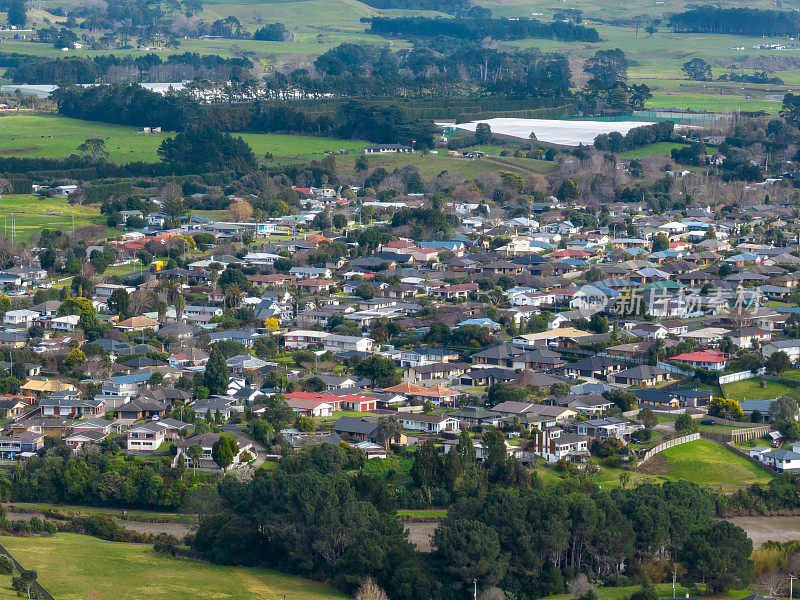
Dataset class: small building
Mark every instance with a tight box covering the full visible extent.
[363,144,414,154]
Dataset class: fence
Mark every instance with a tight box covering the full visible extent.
[701,424,771,444]
[657,361,693,377]
[640,433,700,464]
[719,368,765,386]
[0,540,55,600]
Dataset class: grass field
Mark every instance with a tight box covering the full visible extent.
[0,534,348,600]
[619,142,688,159]
[0,194,114,242]
[721,379,792,402]
[0,115,369,165]
[640,439,773,489]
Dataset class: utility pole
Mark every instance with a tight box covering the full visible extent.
[790,573,796,600]
[672,565,677,599]
[473,579,477,600]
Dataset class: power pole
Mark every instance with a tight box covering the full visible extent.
[790,573,796,600]
[672,565,677,599]
[473,579,477,600]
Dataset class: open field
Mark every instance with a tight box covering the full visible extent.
[0,114,369,165]
[0,534,349,600]
[722,379,792,402]
[639,440,773,489]
[0,194,116,242]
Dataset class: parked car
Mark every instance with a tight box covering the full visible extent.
[700,419,715,425]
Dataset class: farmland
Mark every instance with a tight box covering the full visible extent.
[0,534,349,600]
[0,115,369,165]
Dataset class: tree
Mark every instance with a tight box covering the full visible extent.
[332,213,348,230]
[639,406,657,429]
[375,415,402,449]
[107,288,130,317]
[356,577,390,600]
[203,347,229,396]
[227,200,253,222]
[475,122,492,144]
[260,395,295,431]
[550,382,571,397]
[771,395,799,421]
[355,355,400,388]
[675,412,698,434]
[433,519,506,587]
[651,232,669,252]
[65,348,87,369]
[682,58,712,81]
[160,184,186,220]
[179,483,221,524]
[708,397,744,421]
[186,444,203,475]
[482,428,507,470]
[602,389,638,411]
[679,520,753,593]
[6,0,26,28]
[211,436,238,472]
[585,48,628,90]
[782,93,800,129]
[76,138,109,161]
[456,429,476,465]
[556,179,580,202]
[765,351,791,376]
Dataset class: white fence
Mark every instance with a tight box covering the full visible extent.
[639,433,700,464]
[657,361,693,377]
[719,368,765,386]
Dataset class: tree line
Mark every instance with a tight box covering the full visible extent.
[10,51,251,85]
[669,7,800,36]
[594,121,675,152]
[191,450,754,600]
[366,16,600,42]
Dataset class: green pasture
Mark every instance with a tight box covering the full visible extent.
[0,114,369,164]
[0,534,349,600]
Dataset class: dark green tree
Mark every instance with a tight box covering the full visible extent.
[355,355,400,388]
[203,347,229,396]
[678,520,753,593]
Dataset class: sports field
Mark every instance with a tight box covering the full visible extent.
[0,115,369,165]
[0,534,349,600]
[0,194,113,242]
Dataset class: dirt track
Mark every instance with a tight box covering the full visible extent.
[405,521,438,553]
[725,516,800,547]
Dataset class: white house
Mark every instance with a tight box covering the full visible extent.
[3,309,39,328]
[323,334,374,354]
[398,414,459,433]
[284,330,330,349]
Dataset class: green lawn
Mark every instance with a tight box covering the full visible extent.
[541,583,750,600]
[0,115,368,165]
[656,439,773,488]
[780,370,800,381]
[0,194,116,242]
[721,379,791,402]
[0,534,349,600]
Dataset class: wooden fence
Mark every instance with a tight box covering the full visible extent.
[640,433,700,464]
[701,424,771,444]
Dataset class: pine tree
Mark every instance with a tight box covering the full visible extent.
[203,347,228,396]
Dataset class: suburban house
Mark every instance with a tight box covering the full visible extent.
[286,397,335,418]
[398,413,460,433]
[529,428,591,463]
[564,356,623,380]
[610,365,670,387]
[670,349,729,371]
[175,433,253,470]
[575,417,640,441]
